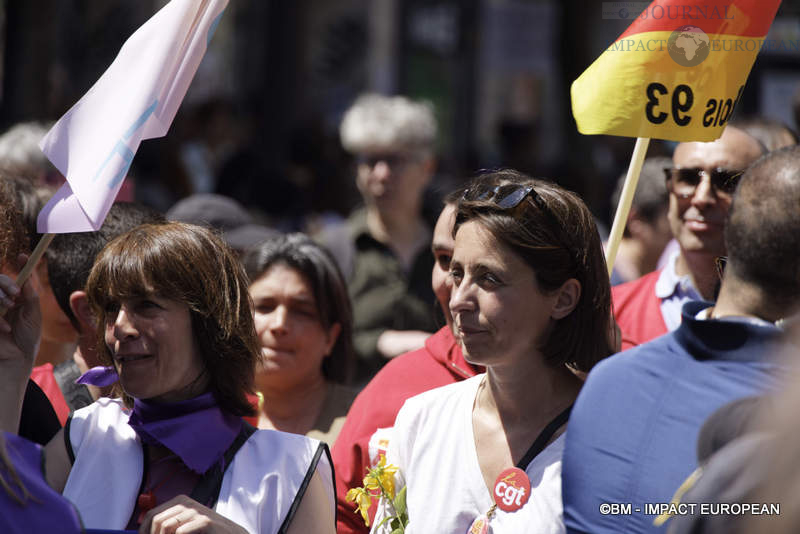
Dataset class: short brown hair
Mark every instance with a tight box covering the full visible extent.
[86,222,260,415]
[455,169,613,372]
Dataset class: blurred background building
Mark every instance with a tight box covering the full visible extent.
[1,0,798,230]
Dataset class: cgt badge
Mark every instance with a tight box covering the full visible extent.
[493,467,531,512]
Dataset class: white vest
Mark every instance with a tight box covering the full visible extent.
[63,398,334,533]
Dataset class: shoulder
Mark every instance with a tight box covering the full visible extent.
[68,398,135,456]
[394,375,482,433]
[580,334,679,399]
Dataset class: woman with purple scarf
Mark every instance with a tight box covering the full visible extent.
[1,221,336,534]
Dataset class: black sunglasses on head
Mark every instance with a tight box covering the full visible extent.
[461,183,574,260]
[664,167,743,199]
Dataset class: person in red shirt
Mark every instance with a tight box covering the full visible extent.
[332,191,482,533]
[613,126,764,350]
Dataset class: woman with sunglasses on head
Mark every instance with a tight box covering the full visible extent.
[370,169,615,533]
[1,222,336,534]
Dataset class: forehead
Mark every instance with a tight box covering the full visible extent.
[432,204,457,247]
[674,129,761,170]
[452,220,529,273]
[251,263,314,298]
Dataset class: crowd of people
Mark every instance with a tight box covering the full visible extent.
[0,90,799,534]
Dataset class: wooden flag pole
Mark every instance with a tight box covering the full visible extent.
[15,233,55,287]
[605,137,650,278]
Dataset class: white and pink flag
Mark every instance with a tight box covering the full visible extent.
[37,0,228,233]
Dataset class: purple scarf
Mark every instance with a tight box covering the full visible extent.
[127,392,242,475]
[77,368,243,474]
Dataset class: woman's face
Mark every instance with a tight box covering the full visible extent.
[104,296,206,402]
[448,221,558,369]
[249,264,340,390]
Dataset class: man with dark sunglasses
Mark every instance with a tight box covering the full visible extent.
[612,126,765,350]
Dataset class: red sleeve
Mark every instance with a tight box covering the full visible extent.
[30,364,69,426]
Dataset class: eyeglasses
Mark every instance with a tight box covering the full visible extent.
[714,255,727,281]
[664,167,743,200]
[357,152,418,170]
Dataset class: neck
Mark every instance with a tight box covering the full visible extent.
[257,374,329,434]
[34,339,75,367]
[713,276,788,323]
[675,250,719,300]
[366,207,428,270]
[366,205,425,245]
[480,360,581,427]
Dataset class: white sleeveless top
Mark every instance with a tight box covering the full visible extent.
[63,398,334,533]
[371,375,565,534]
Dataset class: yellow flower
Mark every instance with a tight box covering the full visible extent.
[364,454,399,499]
[345,487,373,527]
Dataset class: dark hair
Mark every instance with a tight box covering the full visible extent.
[455,169,613,372]
[0,177,29,269]
[86,222,259,416]
[46,202,165,330]
[243,233,355,384]
[725,145,800,305]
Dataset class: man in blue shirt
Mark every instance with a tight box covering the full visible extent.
[562,145,800,534]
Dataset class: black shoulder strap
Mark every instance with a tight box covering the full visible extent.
[189,421,257,508]
[516,404,572,471]
[277,442,333,534]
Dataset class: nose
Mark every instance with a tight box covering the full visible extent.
[372,160,392,181]
[111,306,139,340]
[269,305,289,336]
[449,277,475,318]
[690,172,718,208]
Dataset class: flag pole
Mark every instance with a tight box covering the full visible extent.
[605,137,650,277]
[15,233,55,286]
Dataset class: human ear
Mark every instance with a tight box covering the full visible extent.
[69,291,96,331]
[551,278,581,320]
[324,323,342,357]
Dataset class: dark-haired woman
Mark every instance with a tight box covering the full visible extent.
[243,234,358,445]
[2,222,335,534]
[371,170,615,533]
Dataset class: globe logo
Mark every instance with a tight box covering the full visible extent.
[667,25,710,67]
[619,8,629,19]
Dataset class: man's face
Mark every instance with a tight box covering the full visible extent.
[355,148,433,213]
[431,204,456,328]
[668,128,763,258]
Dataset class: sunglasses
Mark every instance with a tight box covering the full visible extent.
[664,167,743,199]
[462,183,573,257]
[357,152,418,170]
[714,255,727,281]
[462,183,550,211]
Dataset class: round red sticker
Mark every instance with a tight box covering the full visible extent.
[493,467,531,512]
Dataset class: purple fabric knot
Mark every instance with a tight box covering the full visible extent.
[76,365,120,387]
[127,392,242,474]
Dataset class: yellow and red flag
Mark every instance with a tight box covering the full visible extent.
[572,0,781,141]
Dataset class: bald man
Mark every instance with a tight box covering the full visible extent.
[562,145,799,534]
[613,126,765,349]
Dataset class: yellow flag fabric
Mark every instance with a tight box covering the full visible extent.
[572,0,781,141]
